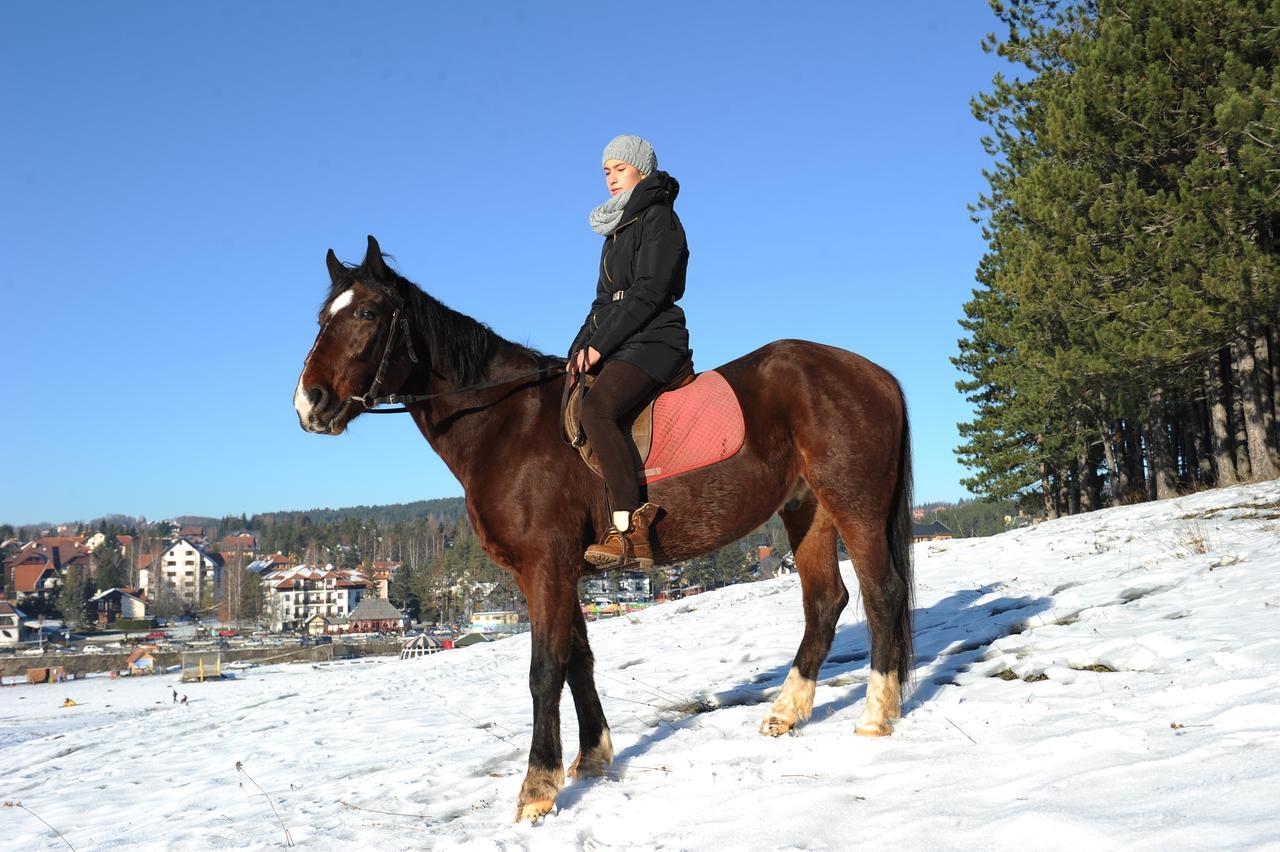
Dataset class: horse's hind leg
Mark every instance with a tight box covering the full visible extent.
[759,487,848,736]
[831,515,908,736]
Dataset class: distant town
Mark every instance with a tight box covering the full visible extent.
[1,496,1028,666]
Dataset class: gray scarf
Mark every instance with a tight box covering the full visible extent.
[588,187,636,236]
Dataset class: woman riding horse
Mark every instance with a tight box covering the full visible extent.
[568,134,691,571]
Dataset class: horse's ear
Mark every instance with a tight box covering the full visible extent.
[364,235,389,278]
[326,248,345,283]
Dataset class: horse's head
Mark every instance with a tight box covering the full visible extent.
[295,235,418,435]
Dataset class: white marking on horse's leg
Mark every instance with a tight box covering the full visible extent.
[327,287,354,316]
[568,728,614,778]
[856,670,901,736]
[515,763,565,822]
[759,666,816,737]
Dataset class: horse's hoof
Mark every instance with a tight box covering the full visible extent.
[759,712,798,737]
[567,729,614,778]
[515,765,564,823]
[567,753,608,778]
[516,799,555,822]
[855,719,894,737]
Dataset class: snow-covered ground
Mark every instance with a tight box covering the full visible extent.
[4,481,1280,850]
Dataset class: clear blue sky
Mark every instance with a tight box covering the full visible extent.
[1,2,1005,527]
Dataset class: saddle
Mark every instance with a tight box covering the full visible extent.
[562,357,747,484]
[562,358,695,479]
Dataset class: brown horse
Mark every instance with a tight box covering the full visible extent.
[295,236,914,821]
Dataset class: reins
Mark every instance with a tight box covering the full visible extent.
[346,292,562,415]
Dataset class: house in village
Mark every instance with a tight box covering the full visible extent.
[219,532,257,556]
[91,588,148,625]
[0,601,31,647]
[752,545,790,578]
[911,521,955,543]
[260,564,369,633]
[469,610,525,634]
[347,597,407,633]
[8,535,94,607]
[368,560,402,598]
[126,646,158,675]
[247,553,296,576]
[177,526,209,546]
[582,571,651,604]
[13,558,61,606]
[140,539,224,607]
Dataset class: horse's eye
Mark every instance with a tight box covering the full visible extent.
[357,309,377,321]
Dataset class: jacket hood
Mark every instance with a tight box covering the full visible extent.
[621,170,679,220]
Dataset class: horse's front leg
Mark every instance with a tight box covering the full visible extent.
[515,569,577,822]
[566,601,613,779]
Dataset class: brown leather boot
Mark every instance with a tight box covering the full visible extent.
[584,503,660,571]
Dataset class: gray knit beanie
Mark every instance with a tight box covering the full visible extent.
[602,134,657,176]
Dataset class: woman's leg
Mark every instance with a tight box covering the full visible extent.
[579,359,660,516]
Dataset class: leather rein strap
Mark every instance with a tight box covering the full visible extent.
[349,299,560,415]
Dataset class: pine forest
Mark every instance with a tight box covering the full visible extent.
[957,0,1280,517]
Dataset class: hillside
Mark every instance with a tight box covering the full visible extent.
[3,481,1279,849]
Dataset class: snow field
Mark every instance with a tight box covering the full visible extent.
[3,481,1280,850]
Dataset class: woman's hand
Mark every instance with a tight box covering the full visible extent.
[567,346,602,374]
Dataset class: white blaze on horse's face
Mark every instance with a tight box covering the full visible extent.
[295,287,356,432]
[328,288,355,316]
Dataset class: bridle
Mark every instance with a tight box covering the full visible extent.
[328,286,561,423]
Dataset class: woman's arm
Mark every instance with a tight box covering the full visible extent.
[587,206,684,358]
[567,243,614,359]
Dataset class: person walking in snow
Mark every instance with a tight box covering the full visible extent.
[568,134,692,571]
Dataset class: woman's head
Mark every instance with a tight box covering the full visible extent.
[602,134,656,196]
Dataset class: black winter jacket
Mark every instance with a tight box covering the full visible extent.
[569,170,691,384]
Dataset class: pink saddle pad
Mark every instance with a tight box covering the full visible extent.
[641,370,745,484]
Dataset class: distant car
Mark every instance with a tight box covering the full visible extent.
[145,631,169,639]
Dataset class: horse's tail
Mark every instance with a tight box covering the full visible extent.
[886,384,915,685]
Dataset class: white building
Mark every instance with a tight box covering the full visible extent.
[261,564,369,633]
[0,601,30,647]
[469,610,523,633]
[90,588,149,623]
[141,540,224,606]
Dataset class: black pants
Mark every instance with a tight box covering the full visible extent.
[580,359,661,516]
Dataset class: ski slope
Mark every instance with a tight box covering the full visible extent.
[4,481,1280,850]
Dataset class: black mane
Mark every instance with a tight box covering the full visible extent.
[322,258,564,388]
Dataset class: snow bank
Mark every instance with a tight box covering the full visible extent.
[4,481,1279,850]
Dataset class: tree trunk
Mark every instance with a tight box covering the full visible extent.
[1269,324,1280,425]
[1123,418,1146,502]
[1169,405,1190,489]
[1234,337,1278,480]
[1206,351,1238,486]
[1254,328,1278,463]
[1040,462,1057,520]
[1079,441,1102,511]
[1056,465,1071,517]
[1145,388,1177,499]
[1102,422,1123,506]
[1067,457,1082,515]
[1186,398,1212,487]
[1230,352,1253,481]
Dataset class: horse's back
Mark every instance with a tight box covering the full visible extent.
[713,338,905,418]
